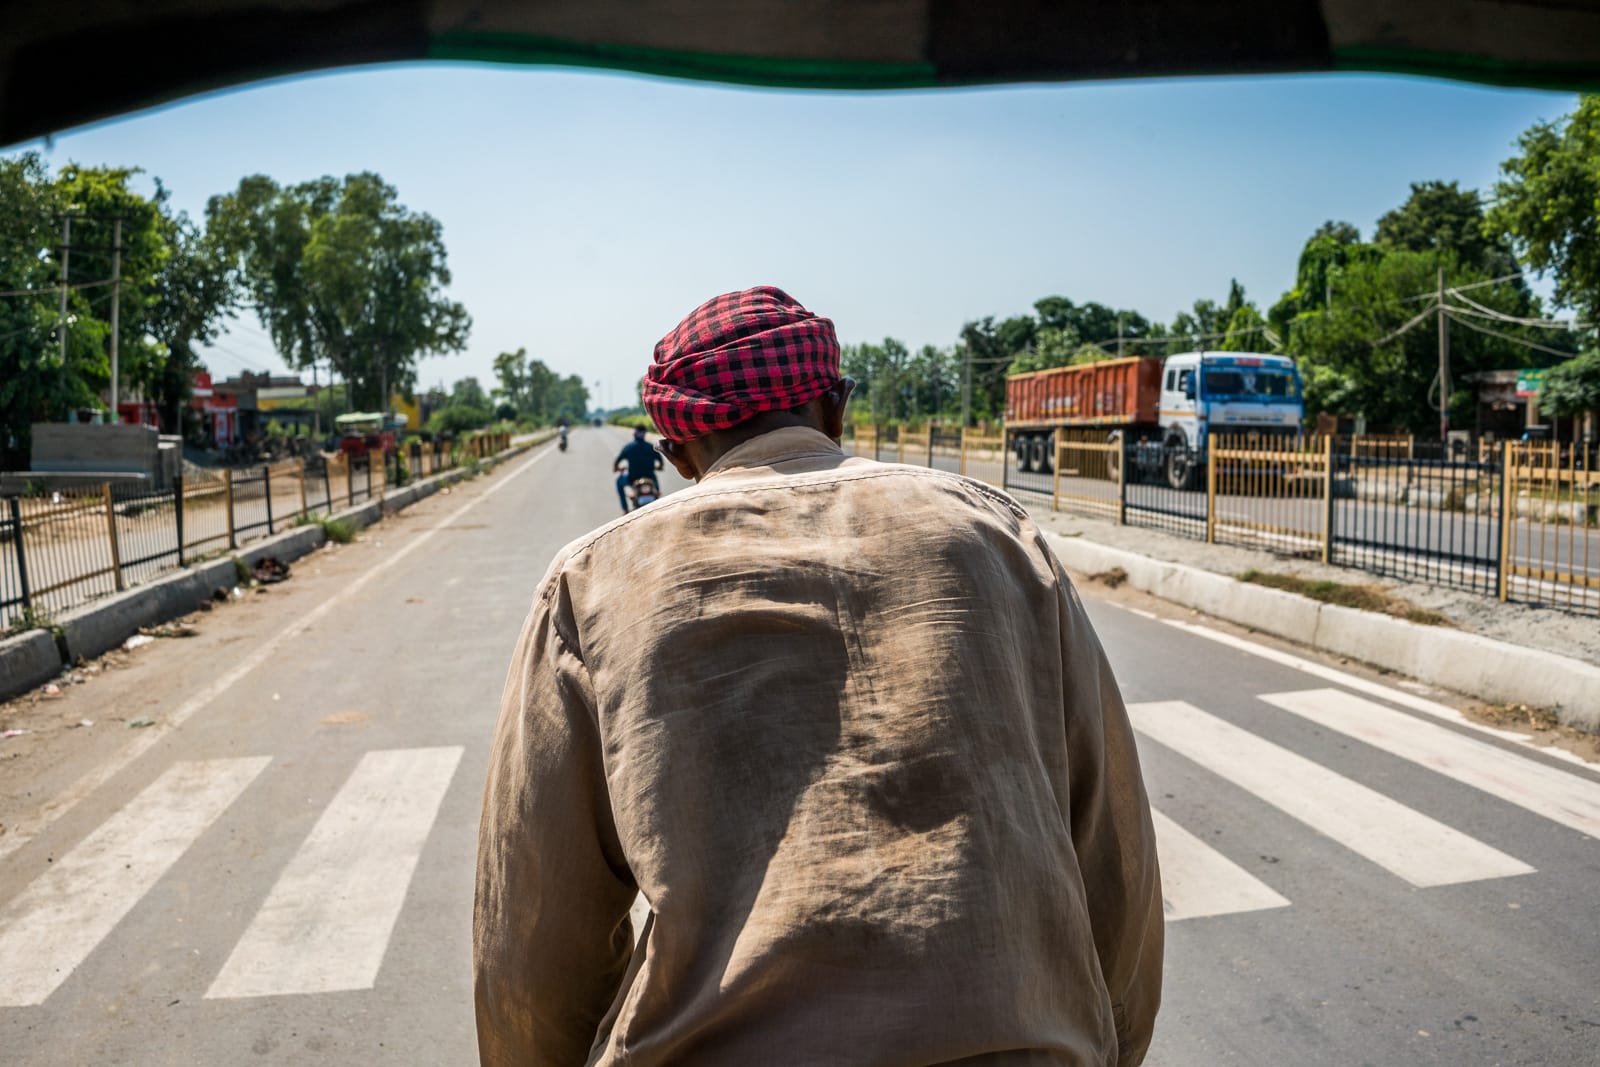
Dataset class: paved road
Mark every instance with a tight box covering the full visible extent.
[2,426,1598,1065]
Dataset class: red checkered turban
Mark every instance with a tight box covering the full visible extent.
[643,286,841,442]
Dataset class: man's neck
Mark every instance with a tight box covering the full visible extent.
[686,412,821,475]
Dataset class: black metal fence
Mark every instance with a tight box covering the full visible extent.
[1332,445,1503,598]
[0,432,526,629]
[982,430,1597,614]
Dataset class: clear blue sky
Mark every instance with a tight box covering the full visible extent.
[13,65,1576,408]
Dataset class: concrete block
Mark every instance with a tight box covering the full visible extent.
[59,566,222,662]
[0,628,64,701]
[1315,606,1600,731]
[335,499,384,529]
[236,525,325,569]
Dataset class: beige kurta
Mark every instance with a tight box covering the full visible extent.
[475,426,1162,1067]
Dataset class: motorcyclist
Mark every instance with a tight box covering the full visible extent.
[558,419,569,451]
[614,425,663,513]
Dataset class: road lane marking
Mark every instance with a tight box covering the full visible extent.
[1261,688,1600,839]
[1153,615,1595,768]
[206,746,462,998]
[0,757,269,1007]
[0,446,550,864]
[1150,808,1290,921]
[1129,701,1534,887]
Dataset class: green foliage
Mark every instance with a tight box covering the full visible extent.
[489,347,590,423]
[427,403,492,435]
[608,413,656,431]
[208,172,469,410]
[1539,350,1600,416]
[0,153,78,465]
[1285,247,1555,430]
[1,155,235,463]
[295,514,357,543]
[1491,95,1600,322]
[144,210,238,432]
[1376,181,1517,276]
[1220,305,1272,352]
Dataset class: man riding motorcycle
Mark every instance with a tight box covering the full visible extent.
[558,420,569,451]
[614,425,663,513]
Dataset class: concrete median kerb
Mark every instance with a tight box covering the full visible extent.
[1046,531,1600,733]
[0,629,61,697]
[0,440,541,704]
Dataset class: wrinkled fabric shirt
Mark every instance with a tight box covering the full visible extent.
[476,426,1163,1067]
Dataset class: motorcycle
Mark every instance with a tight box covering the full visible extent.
[629,476,661,508]
[558,433,568,452]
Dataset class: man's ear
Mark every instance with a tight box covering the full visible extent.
[821,378,856,439]
[660,439,699,481]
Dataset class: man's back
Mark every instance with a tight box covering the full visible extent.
[476,427,1162,1067]
[617,438,658,480]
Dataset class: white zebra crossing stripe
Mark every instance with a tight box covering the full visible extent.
[1261,688,1600,840]
[1150,808,1290,921]
[1129,701,1534,888]
[206,746,462,999]
[0,757,269,1007]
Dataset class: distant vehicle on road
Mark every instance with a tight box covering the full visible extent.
[1007,351,1304,489]
[335,411,404,457]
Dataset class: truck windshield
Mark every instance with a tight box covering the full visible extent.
[1203,367,1298,399]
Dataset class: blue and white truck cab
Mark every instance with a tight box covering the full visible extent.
[1140,351,1305,488]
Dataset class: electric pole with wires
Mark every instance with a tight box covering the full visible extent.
[1438,266,1450,443]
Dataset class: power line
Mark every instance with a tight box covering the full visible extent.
[1371,302,1440,348]
[1444,311,1582,359]
[0,277,116,299]
[1446,289,1590,330]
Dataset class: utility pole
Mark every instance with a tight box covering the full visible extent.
[311,360,321,439]
[1437,266,1450,443]
[109,219,122,419]
[1117,314,1125,358]
[960,347,971,429]
[57,216,71,366]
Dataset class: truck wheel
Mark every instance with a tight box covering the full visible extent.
[1164,441,1196,491]
[1028,435,1050,474]
[1014,436,1031,471]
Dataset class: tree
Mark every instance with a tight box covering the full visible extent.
[487,347,589,423]
[52,164,170,416]
[1491,96,1600,323]
[1285,247,1556,430]
[1220,305,1272,352]
[1009,325,1080,374]
[0,154,88,465]
[145,211,238,433]
[1538,349,1600,418]
[450,376,488,409]
[492,347,530,411]
[209,172,470,410]
[1376,181,1517,276]
[1268,221,1365,341]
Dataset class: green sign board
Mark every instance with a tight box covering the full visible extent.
[1515,368,1546,397]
